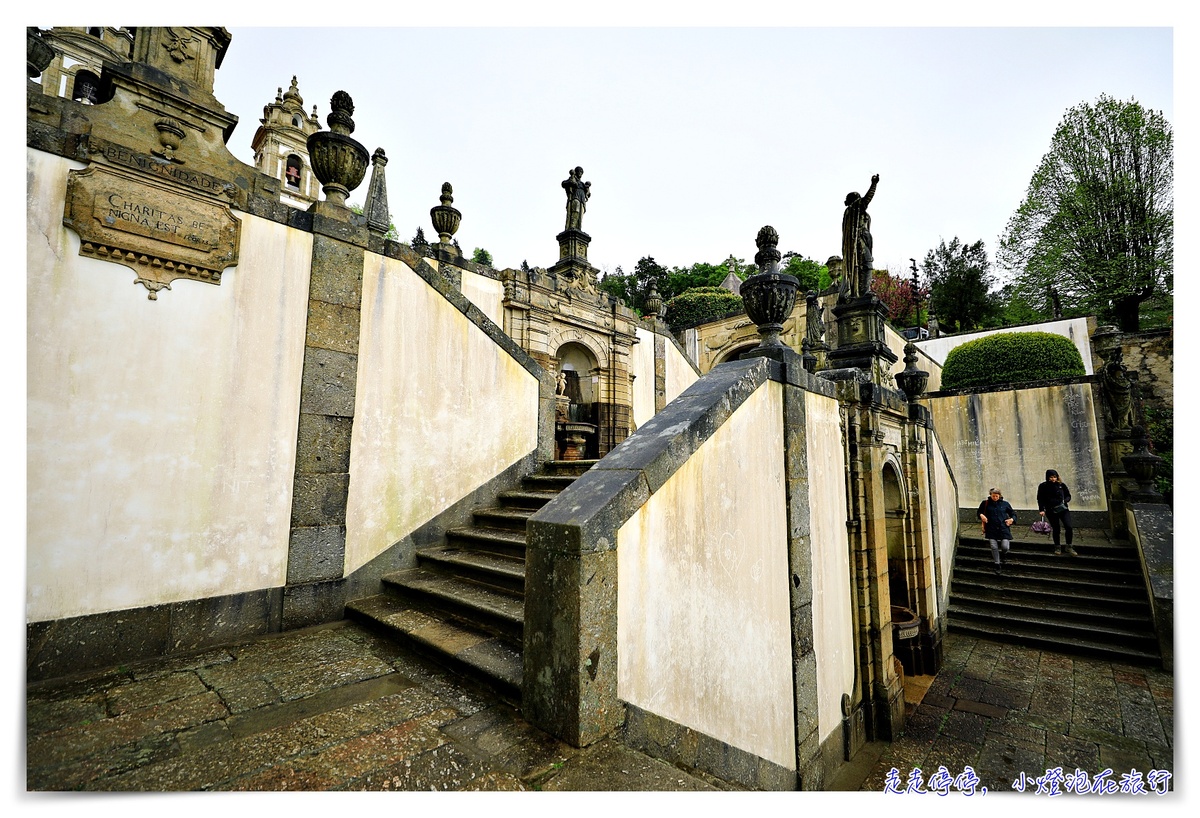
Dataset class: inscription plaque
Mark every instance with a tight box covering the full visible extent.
[64,163,240,299]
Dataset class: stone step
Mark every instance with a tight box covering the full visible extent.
[542,459,599,477]
[952,564,1147,598]
[947,616,1161,665]
[949,582,1154,619]
[521,473,579,492]
[345,594,521,699]
[497,489,562,511]
[382,568,524,640]
[444,526,528,559]
[470,507,535,533]
[948,596,1156,642]
[416,544,525,593]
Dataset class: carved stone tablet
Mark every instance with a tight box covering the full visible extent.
[63,163,240,299]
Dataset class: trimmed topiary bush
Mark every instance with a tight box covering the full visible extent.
[940,331,1086,389]
[664,287,743,328]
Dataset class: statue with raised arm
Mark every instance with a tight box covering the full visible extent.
[563,166,591,231]
[841,173,880,300]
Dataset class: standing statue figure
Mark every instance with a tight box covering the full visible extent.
[563,166,591,231]
[841,174,880,300]
[804,290,825,346]
[1099,347,1135,431]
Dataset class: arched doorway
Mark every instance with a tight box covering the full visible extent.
[555,342,601,459]
[882,461,908,608]
[715,342,759,367]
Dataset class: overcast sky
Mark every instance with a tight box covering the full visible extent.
[209,12,1175,285]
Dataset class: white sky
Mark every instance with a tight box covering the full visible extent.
[207,9,1176,286]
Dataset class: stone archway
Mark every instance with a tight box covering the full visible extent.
[882,461,909,609]
[715,342,760,366]
[554,341,602,459]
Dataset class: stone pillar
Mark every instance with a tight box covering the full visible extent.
[284,91,370,628]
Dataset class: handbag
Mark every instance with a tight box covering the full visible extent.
[1030,520,1052,535]
[1051,502,1068,515]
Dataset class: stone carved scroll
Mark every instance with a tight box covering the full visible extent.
[63,164,240,299]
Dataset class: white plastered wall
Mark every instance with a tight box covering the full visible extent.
[460,268,504,328]
[344,253,540,573]
[662,335,699,404]
[27,149,311,622]
[617,382,794,769]
[930,431,960,609]
[805,390,856,743]
[925,383,1106,511]
[631,327,656,429]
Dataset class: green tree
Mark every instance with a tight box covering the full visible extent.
[780,253,828,294]
[411,226,428,248]
[471,247,493,266]
[998,94,1172,331]
[924,238,998,333]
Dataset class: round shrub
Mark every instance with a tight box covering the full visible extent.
[940,331,1086,389]
[664,287,743,328]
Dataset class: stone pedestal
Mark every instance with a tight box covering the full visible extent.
[827,295,898,382]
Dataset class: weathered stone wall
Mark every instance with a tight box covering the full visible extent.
[1119,329,1173,414]
[459,267,504,328]
[917,317,1096,374]
[343,252,540,575]
[929,426,960,615]
[804,390,855,743]
[631,327,657,428]
[663,330,700,404]
[922,381,1107,512]
[27,149,311,623]
[617,382,794,769]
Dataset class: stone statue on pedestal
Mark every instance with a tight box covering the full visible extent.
[1099,346,1136,432]
[563,166,591,231]
[841,174,880,300]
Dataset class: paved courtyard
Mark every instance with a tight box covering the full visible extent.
[26,620,1173,795]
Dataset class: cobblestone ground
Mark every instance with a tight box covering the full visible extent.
[25,623,1173,794]
[26,622,722,792]
[857,634,1174,796]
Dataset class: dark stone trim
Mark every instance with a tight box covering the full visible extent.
[1126,503,1174,671]
[926,374,1096,399]
[621,704,798,790]
[27,587,283,683]
[25,452,541,684]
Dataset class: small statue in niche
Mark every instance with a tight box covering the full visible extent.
[556,367,568,396]
[804,290,826,347]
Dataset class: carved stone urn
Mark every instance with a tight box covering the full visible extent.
[27,28,54,79]
[740,225,798,348]
[306,91,369,207]
[894,342,929,401]
[644,281,663,320]
[1121,427,1165,503]
[430,183,462,249]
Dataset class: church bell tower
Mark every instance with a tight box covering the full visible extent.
[251,76,322,209]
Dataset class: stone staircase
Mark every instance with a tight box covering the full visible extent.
[947,530,1161,665]
[346,460,595,700]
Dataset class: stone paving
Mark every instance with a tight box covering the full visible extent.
[848,632,1175,796]
[26,620,1173,793]
[25,620,724,792]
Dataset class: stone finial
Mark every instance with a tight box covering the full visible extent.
[364,148,391,236]
[742,225,798,349]
[283,76,302,105]
[28,28,55,78]
[430,182,462,251]
[754,225,781,273]
[645,282,663,320]
[894,341,929,401]
[305,90,369,207]
[1121,426,1164,503]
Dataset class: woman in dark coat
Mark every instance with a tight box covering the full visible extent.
[978,487,1016,574]
[1037,468,1077,556]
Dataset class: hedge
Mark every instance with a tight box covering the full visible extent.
[663,287,743,328]
[940,331,1086,389]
